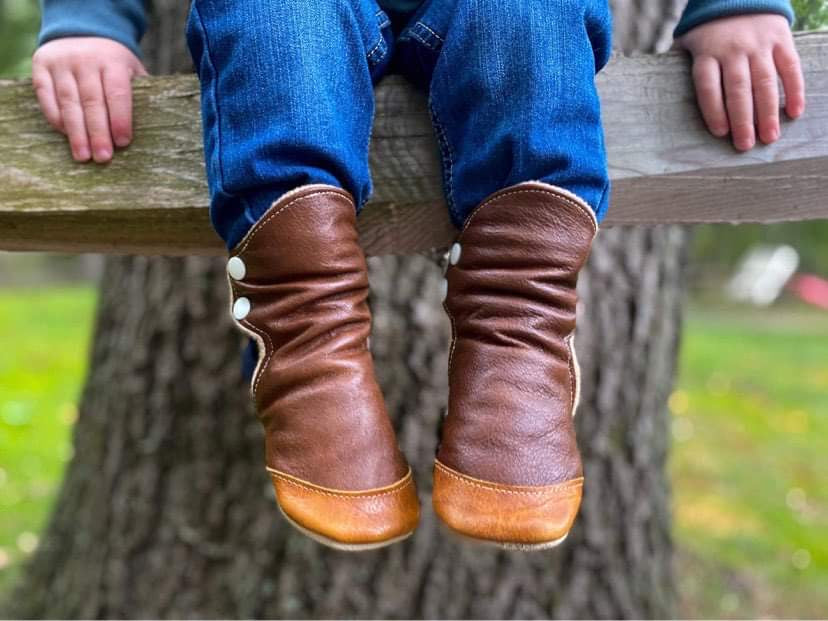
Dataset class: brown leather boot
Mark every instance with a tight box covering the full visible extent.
[433,181,597,550]
[226,184,419,550]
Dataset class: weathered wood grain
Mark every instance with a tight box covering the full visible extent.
[0,32,826,256]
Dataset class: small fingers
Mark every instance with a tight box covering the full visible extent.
[32,64,63,133]
[76,69,113,162]
[132,61,149,77]
[102,67,133,147]
[723,56,755,151]
[774,42,805,119]
[750,54,780,144]
[692,56,728,137]
[53,69,91,161]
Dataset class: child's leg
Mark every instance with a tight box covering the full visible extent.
[399,0,612,226]
[186,0,419,550]
[397,0,612,548]
[186,0,394,249]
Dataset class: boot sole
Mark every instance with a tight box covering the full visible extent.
[278,505,415,551]
[439,518,570,551]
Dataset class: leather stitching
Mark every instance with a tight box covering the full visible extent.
[234,188,351,255]
[240,317,273,396]
[444,182,594,424]
[268,468,414,499]
[444,294,459,382]
[435,461,582,497]
[460,186,598,239]
[228,277,274,397]
[226,277,270,396]
[230,187,353,395]
[566,334,576,413]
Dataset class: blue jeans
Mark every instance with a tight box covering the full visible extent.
[186,0,613,250]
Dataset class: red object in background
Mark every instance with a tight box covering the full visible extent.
[788,274,828,310]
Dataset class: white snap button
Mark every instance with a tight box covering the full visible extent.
[440,278,448,302]
[449,243,462,265]
[227,256,246,280]
[232,297,251,320]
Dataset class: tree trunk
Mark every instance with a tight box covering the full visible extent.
[4,0,689,617]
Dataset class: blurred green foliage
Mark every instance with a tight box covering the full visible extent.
[673,303,828,618]
[0,286,96,596]
[793,0,828,29]
[0,0,38,77]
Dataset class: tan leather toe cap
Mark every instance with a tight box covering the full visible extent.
[432,460,582,549]
[268,467,420,550]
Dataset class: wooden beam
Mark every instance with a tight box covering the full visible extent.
[1,32,826,256]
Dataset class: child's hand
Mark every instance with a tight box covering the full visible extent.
[32,37,148,163]
[677,14,805,151]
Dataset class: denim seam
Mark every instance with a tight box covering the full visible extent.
[366,37,387,66]
[361,90,375,212]
[401,23,439,51]
[374,9,391,29]
[416,21,444,44]
[368,9,392,67]
[595,179,610,222]
[366,10,391,67]
[193,5,226,194]
[428,97,457,223]
[192,5,254,223]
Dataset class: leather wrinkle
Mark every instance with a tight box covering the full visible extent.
[227,184,414,497]
[434,182,596,545]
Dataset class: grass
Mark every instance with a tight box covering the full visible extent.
[672,302,828,618]
[0,285,97,596]
[0,285,826,617]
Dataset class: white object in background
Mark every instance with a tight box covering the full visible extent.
[726,245,800,306]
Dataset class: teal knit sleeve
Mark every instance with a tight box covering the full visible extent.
[674,0,795,37]
[38,0,147,58]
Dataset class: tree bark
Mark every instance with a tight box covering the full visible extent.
[4,0,689,618]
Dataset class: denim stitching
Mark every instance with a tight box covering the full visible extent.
[416,21,444,44]
[366,36,387,65]
[362,68,377,211]
[428,98,457,225]
[594,179,611,222]
[194,4,257,244]
[193,5,228,197]
[366,9,391,68]
[403,25,438,51]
